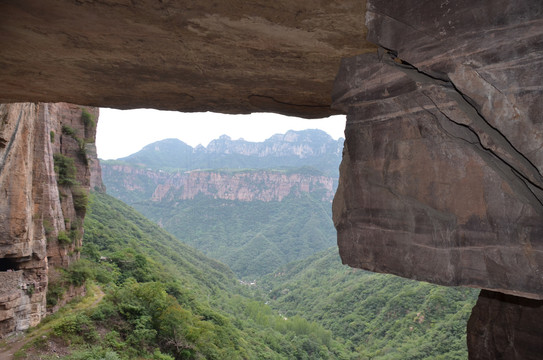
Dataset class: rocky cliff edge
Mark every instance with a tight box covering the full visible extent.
[0,103,100,337]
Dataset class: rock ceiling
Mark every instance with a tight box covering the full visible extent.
[0,0,375,118]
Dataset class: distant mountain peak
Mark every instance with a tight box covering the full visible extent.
[108,129,343,177]
[138,138,191,152]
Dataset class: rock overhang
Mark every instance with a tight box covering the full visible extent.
[0,0,376,118]
[332,0,543,300]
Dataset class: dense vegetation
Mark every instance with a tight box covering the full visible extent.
[21,191,355,360]
[259,248,479,360]
[101,130,342,279]
[133,193,336,279]
[30,129,480,359]
[21,192,479,360]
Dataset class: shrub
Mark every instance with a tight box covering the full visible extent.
[82,242,101,262]
[43,219,54,243]
[53,153,78,186]
[46,281,65,307]
[94,263,119,284]
[55,348,121,360]
[62,125,77,137]
[72,186,89,213]
[50,130,55,143]
[58,230,72,245]
[43,219,54,235]
[66,259,95,286]
[91,302,117,322]
[53,313,98,343]
[81,108,96,129]
[153,350,175,360]
[76,137,88,164]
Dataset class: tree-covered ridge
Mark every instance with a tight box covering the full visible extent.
[259,247,479,360]
[131,192,336,279]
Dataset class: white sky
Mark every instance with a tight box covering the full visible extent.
[96,108,346,160]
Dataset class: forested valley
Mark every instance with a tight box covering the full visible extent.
[16,131,478,359]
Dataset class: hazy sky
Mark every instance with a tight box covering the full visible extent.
[96,108,346,160]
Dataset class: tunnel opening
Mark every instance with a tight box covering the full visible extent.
[0,257,21,272]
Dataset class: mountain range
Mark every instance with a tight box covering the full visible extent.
[114,129,343,176]
[101,130,343,278]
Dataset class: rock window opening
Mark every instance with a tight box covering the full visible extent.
[0,258,20,272]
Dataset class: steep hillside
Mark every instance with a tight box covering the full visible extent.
[83,192,237,296]
[17,192,479,360]
[14,191,353,360]
[137,193,336,278]
[260,248,479,360]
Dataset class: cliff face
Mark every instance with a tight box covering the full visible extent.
[0,103,98,337]
[332,0,543,357]
[103,165,334,203]
[103,131,338,204]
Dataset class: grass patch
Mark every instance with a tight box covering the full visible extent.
[12,283,103,360]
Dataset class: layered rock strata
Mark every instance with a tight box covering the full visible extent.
[103,165,335,203]
[332,0,543,357]
[0,103,98,336]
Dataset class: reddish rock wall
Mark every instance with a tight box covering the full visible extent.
[103,165,334,203]
[0,103,98,337]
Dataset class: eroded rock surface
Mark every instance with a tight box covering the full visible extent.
[0,0,542,355]
[332,1,543,357]
[333,0,543,300]
[0,0,375,118]
[467,290,543,360]
[103,165,334,203]
[0,103,98,336]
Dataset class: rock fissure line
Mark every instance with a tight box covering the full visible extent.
[446,79,543,189]
[511,168,543,210]
[382,48,450,83]
[386,52,543,213]
[423,93,543,214]
[0,106,24,176]
[248,94,332,109]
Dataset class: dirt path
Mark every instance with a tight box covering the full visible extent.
[0,286,105,360]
